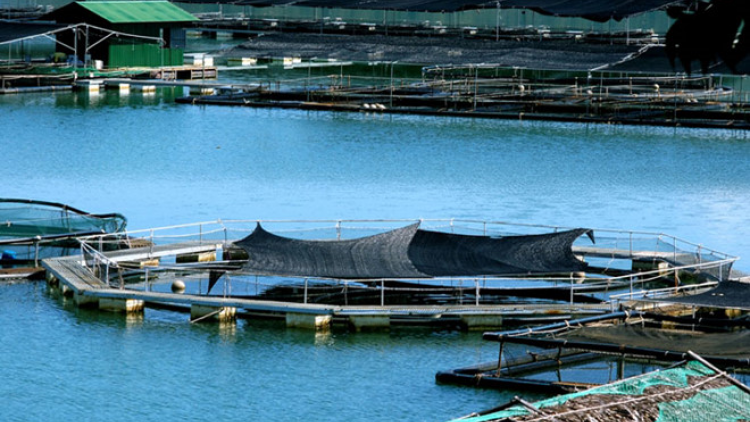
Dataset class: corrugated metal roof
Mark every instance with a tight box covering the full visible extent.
[77,1,198,24]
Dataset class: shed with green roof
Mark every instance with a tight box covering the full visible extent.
[43,1,198,68]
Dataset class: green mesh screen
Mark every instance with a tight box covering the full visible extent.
[454,361,750,422]
[0,200,126,240]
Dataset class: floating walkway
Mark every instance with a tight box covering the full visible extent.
[43,252,612,330]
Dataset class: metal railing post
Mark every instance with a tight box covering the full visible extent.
[304,278,308,304]
[475,278,480,306]
[34,238,40,267]
[570,273,574,305]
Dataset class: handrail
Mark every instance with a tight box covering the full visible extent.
[75,218,738,263]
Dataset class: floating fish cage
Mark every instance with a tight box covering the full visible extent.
[181,66,750,128]
[0,199,127,266]
[73,219,737,313]
[450,356,750,422]
[437,309,750,395]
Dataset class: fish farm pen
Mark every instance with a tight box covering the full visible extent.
[448,354,750,422]
[437,309,750,394]
[177,65,750,129]
[0,199,127,279]
[41,219,739,330]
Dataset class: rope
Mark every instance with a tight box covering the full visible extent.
[189,308,223,324]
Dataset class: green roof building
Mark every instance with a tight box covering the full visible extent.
[43,1,198,68]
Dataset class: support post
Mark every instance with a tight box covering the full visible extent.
[100,298,145,313]
[190,304,236,323]
[495,340,505,376]
[285,312,332,330]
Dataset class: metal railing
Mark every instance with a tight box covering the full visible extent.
[74,219,739,304]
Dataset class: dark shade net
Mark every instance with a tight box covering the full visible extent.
[563,325,750,359]
[175,0,686,20]
[236,222,591,279]
[408,228,592,276]
[236,223,427,278]
[647,281,750,311]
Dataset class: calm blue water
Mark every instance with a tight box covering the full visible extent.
[2,83,750,421]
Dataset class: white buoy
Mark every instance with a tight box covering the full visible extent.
[574,272,586,284]
[171,279,186,293]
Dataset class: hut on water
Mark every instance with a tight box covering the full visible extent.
[42,1,197,68]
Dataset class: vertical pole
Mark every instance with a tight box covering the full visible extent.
[34,240,39,267]
[495,340,505,376]
[740,75,745,106]
[72,27,77,73]
[475,278,479,306]
[473,65,478,110]
[570,273,574,305]
[629,275,634,298]
[495,1,500,42]
[381,279,385,306]
[390,61,395,108]
[85,25,89,67]
[304,278,308,304]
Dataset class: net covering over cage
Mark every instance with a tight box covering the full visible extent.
[176,0,686,21]
[235,222,592,279]
[0,199,127,241]
[454,360,750,422]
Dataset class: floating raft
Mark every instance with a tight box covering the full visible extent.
[177,73,750,130]
[450,355,750,422]
[39,219,739,330]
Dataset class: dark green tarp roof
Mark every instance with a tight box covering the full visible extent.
[45,1,198,24]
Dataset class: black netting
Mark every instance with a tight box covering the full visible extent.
[236,222,591,279]
[408,228,592,276]
[236,223,426,278]
[175,0,687,20]
[563,325,750,359]
[654,281,750,311]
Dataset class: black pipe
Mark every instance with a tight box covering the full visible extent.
[482,310,639,341]
[491,335,750,368]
